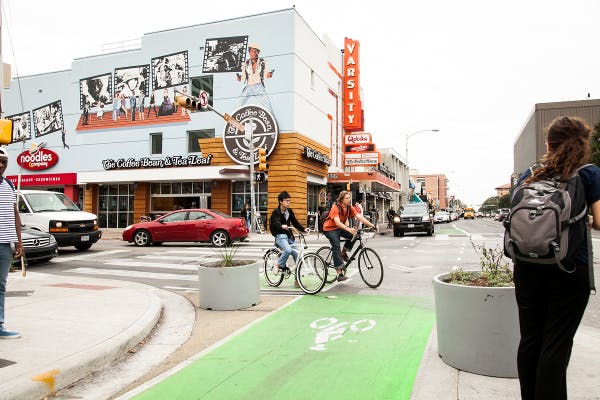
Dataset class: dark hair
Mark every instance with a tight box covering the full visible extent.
[278,191,291,202]
[526,116,592,183]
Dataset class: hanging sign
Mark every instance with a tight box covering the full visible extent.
[343,37,363,132]
[17,148,59,171]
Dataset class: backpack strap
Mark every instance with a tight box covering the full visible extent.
[4,177,15,191]
[586,225,596,295]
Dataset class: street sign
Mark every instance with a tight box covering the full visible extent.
[198,90,209,108]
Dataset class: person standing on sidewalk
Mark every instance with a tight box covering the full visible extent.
[514,116,600,400]
[0,147,23,339]
[268,191,308,275]
[322,191,376,282]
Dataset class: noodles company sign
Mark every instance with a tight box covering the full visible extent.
[17,148,59,171]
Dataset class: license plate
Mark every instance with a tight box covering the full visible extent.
[81,235,89,242]
[408,224,415,228]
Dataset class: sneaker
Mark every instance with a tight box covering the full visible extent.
[337,273,348,282]
[281,267,292,278]
[273,264,280,275]
[0,329,21,339]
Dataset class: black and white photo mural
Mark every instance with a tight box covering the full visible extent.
[151,51,189,89]
[33,101,64,137]
[7,111,31,143]
[202,36,248,73]
[114,65,150,98]
[80,73,112,109]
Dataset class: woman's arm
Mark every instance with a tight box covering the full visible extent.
[590,199,600,230]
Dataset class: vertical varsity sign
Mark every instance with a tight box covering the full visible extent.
[343,38,363,132]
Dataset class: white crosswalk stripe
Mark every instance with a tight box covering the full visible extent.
[67,267,198,281]
[435,234,449,240]
[53,249,132,263]
[387,264,433,272]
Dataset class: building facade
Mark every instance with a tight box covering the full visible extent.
[2,9,350,228]
[409,173,448,209]
[513,99,600,177]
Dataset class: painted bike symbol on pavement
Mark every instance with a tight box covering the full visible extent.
[309,317,376,351]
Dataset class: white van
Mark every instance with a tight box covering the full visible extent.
[17,190,101,250]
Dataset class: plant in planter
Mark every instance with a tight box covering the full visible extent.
[433,240,519,378]
[197,244,261,311]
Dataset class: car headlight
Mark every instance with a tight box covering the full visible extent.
[55,222,63,228]
[422,215,430,221]
[393,216,400,222]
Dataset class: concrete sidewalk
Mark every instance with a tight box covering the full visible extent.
[0,272,164,400]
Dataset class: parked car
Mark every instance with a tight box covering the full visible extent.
[17,190,101,251]
[495,208,510,222]
[122,209,249,247]
[434,211,451,224]
[450,212,458,221]
[12,227,58,266]
[392,203,434,237]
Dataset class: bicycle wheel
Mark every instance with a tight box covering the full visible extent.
[297,253,327,294]
[358,247,384,288]
[264,248,284,287]
[316,246,337,284]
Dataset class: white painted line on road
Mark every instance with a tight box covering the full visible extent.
[103,259,214,270]
[399,237,416,241]
[388,265,432,272]
[163,286,197,292]
[66,267,198,281]
[54,249,131,263]
[136,255,202,262]
[470,235,485,241]
[435,235,449,240]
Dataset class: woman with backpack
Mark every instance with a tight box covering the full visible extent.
[322,191,377,282]
[513,116,600,400]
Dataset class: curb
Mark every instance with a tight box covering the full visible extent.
[2,288,162,400]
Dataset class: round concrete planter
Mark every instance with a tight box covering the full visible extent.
[198,259,261,311]
[433,271,519,378]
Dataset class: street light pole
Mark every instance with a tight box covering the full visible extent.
[405,129,440,165]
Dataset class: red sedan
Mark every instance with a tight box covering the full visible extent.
[122,209,249,247]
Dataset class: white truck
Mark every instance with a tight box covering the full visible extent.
[17,190,102,250]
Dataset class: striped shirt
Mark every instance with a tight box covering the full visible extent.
[0,178,18,243]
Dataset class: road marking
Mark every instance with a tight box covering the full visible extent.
[163,286,197,292]
[399,237,416,241]
[53,249,131,263]
[387,264,432,272]
[136,255,203,262]
[435,234,449,240]
[103,259,211,270]
[66,267,197,281]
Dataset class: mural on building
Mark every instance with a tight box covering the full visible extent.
[6,111,31,143]
[202,36,248,73]
[151,51,189,90]
[236,43,274,114]
[80,73,112,109]
[32,101,64,137]
[114,65,149,98]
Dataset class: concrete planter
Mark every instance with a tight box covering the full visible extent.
[198,259,261,311]
[433,271,519,378]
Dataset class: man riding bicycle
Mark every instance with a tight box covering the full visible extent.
[322,190,377,282]
[269,191,309,275]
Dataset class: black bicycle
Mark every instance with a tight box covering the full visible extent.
[316,228,384,288]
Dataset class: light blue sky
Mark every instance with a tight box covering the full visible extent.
[3,0,600,206]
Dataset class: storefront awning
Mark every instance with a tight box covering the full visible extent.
[326,171,400,192]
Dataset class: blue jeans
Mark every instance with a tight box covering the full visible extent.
[323,229,356,269]
[0,243,12,330]
[275,234,298,268]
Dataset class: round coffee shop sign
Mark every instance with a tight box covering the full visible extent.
[223,105,278,165]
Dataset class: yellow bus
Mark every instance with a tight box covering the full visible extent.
[463,207,475,219]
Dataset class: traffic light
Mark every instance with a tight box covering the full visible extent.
[257,147,268,171]
[346,182,351,191]
[0,119,13,145]
[174,93,201,112]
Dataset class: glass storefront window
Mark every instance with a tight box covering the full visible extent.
[98,183,135,228]
[231,182,267,228]
[182,182,193,194]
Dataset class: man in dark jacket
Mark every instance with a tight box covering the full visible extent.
[269,191,308,275]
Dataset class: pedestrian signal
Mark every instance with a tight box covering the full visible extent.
[258,147,268,171]
[255,172,266,182]
[0,119,13,145]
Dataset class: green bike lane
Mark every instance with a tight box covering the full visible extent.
[131,293,434,400]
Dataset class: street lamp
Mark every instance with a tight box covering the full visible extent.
[405,129,440,165]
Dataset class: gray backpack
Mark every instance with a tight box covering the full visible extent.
[503,164,592,274]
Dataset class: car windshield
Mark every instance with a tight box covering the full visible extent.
[24,192,80,212]
[437,212,449,216]
[402,204,428,216]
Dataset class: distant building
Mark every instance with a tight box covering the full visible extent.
[514,99,600,176]
[409,173,448,209]
[495,183,511,197]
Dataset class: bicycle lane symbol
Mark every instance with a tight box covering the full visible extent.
[309,317,376,351]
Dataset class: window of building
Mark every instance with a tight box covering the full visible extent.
[188,129,215,152]
[231,181,268,227]
[191,75,214,112]
[98,184,134,228]
[150,181,211,215]
[150,133,162,154]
